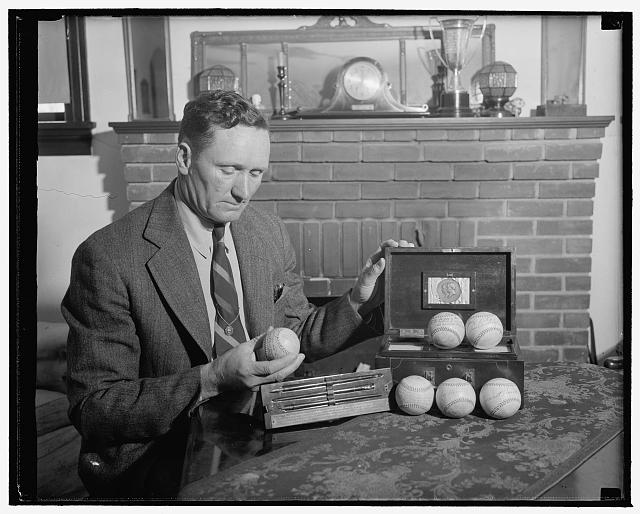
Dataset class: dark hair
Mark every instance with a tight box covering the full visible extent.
[178,90,268,155]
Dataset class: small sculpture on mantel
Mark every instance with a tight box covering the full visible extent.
[505,97,525,117]
[536,93,587,116]
[250,94,263,110]
[550,94,570,105]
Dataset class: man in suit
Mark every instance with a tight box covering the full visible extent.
[62,90,412,499]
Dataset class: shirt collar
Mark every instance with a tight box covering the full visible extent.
[173,182,229,258]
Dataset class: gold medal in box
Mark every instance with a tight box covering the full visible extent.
[374,247,524,408]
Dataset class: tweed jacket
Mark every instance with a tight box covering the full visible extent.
[62,183,364,497]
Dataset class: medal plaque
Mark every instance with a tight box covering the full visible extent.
[374,247,524,407]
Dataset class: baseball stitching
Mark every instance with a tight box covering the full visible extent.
[432,327,462,336]
[399,384,431,393]
[442,397,474,416]
[444,397,474,408]
[266,336,288,359]
[472,326,502,343]
[398,402,429,409]
[487,396,520,415]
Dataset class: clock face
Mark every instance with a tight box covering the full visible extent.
[343,60,383,101]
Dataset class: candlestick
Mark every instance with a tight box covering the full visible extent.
[275,65,289,119]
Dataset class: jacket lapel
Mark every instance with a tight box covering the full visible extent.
[143,184,213,360]
[232,210,274,338]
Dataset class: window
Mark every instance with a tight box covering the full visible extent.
[37,16,95,155]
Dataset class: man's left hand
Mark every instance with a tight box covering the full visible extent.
[349,239,414,317]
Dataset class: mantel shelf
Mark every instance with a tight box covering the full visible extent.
[109,116,614,134]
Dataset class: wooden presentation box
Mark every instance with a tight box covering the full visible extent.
[261,368,393,429]
[374,247,525,404]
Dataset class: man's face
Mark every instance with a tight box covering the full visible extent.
[179,125,270,224]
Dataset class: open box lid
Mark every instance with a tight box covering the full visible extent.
[383,247,516,338]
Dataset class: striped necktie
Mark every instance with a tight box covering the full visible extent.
[211,225,247,357]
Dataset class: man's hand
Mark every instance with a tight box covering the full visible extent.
[204,329,305,392]
[349,239,414,317]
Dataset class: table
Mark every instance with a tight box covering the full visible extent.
[178,362,625,502]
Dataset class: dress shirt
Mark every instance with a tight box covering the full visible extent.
[174,183,252,407]
[174,183,250,345]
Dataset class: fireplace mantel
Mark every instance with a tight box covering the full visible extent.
[110,116,613,134]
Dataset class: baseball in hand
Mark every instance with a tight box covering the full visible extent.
[395,375,434,415]
[427,312,465,349]
[257,327,300,361]
[479,378,521,419]
[435,378,476,418]
[465,311,503,349]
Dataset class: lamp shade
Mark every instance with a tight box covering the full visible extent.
[476,61,517,99]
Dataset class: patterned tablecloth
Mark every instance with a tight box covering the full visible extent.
[179,362,624,501]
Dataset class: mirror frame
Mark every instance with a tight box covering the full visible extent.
[190,16,495,110]
[123,16,175,121]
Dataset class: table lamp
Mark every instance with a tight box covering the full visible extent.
[475,61,518,117]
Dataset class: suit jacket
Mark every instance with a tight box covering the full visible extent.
[62,183,365,498]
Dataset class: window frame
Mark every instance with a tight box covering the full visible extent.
[37,16,95,156]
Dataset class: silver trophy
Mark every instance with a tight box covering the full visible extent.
[429,17,486,117]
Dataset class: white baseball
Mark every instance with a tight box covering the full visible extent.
[465,311,503,349]
[479,378,521,419]
[258,327,300,361]
[395,375,434,415]
[427,312,465,349]
[435,378,476,418]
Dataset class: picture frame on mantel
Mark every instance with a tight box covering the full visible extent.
[123,16,176,121]
[190,15,495,116]
[537,16,587,116]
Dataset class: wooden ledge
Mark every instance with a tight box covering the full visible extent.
[38,121,96,156]
[110,116,614,135]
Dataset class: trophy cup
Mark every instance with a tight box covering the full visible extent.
[429,17,486,117]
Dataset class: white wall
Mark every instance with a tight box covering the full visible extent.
[36,16,129,322]
[37,14,623,358]
[585,16,624,358]
[37,157,116,320]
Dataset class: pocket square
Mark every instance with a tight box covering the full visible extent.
[273,283,285,303]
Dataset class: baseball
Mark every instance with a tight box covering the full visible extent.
[427,312,465,349]
[257,327,300,361]
[479,378,521,419]
[435,378,476,418]
[395,375,434,415]
[465,311,503,349]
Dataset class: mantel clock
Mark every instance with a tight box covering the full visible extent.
[321,56,427,115]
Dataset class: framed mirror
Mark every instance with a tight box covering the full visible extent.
[540,15,586,112]
[190,16,495,115]
[123,16,175,121]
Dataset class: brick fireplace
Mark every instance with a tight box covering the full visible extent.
[110,115,613,362]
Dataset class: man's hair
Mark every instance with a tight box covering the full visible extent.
[178,89,268,155]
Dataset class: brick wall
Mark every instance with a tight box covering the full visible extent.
[112,116,612,362]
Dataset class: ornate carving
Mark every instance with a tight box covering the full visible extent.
[300,16,390,31]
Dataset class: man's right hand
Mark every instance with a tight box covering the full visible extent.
[204,330,305,392]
